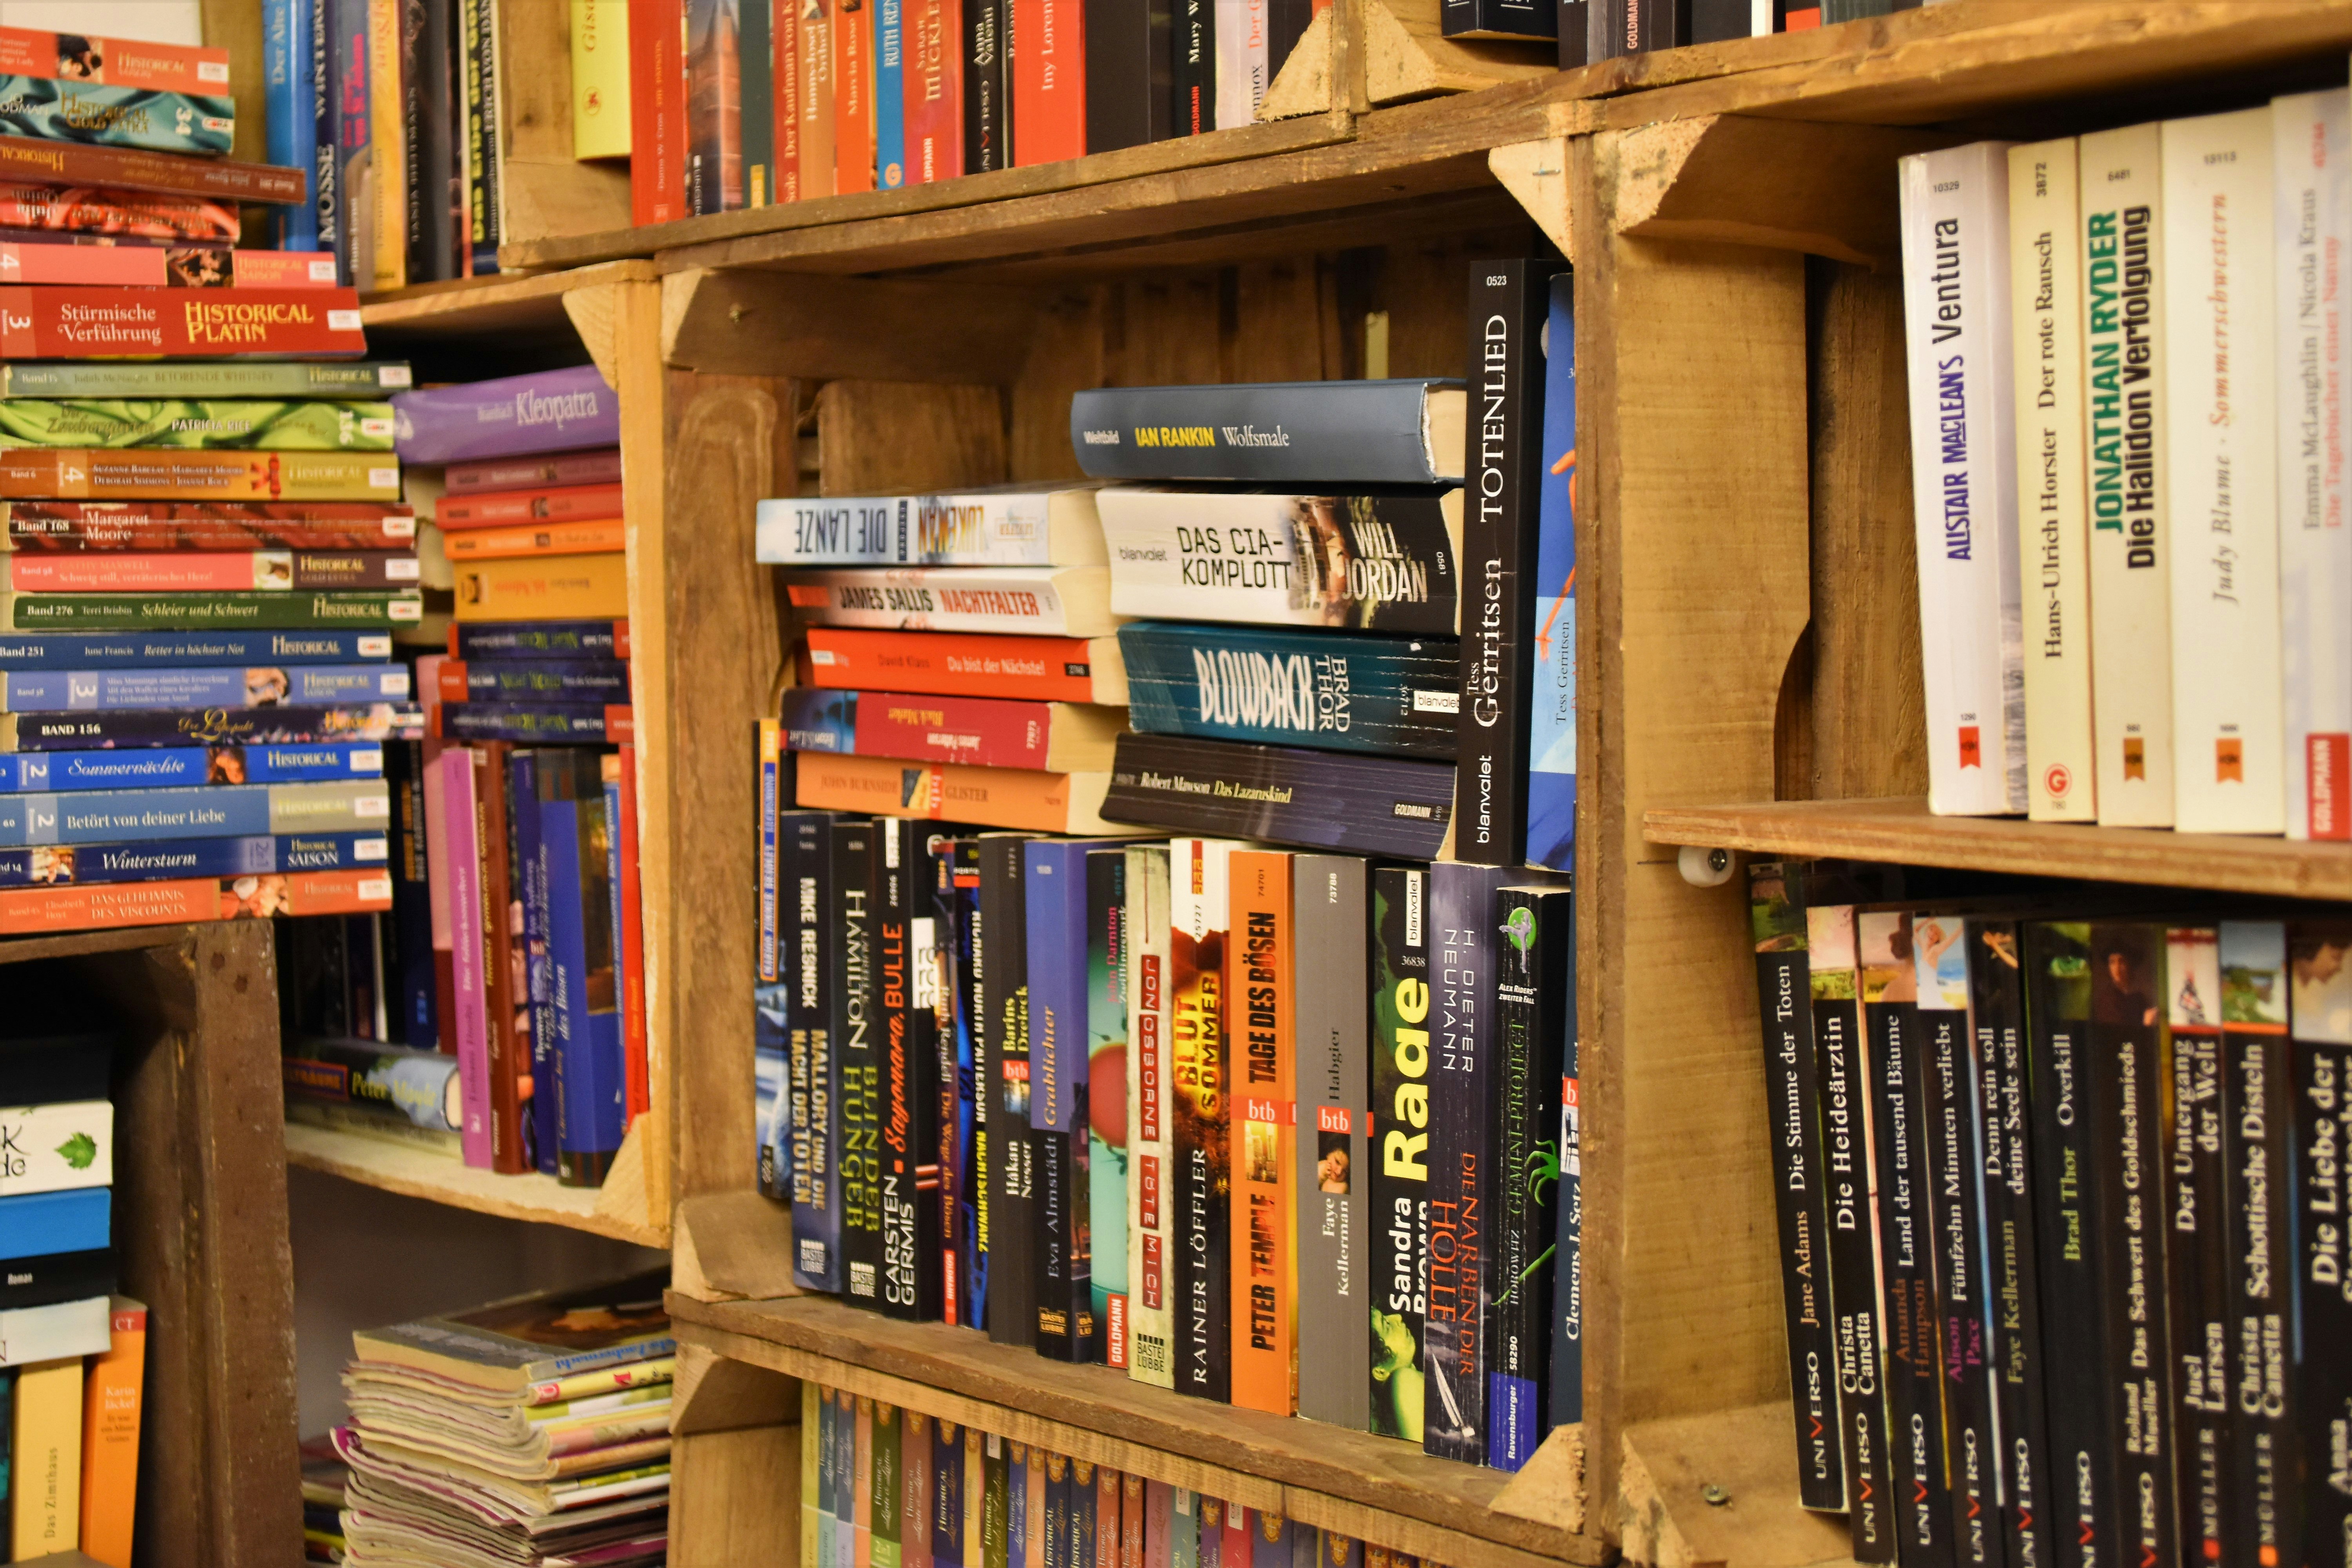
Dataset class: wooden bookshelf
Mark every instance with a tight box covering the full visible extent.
[282,1122,668,1248]
[1644,797,2352,902]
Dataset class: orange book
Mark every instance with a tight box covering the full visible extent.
[1227,849,1296,1416]
[800,0,837,198]
[437,483,626,529]
[0,867,390,935]
[439,518,629,560]
[79,1297,148,1568]
[1011,0,1084,166]
[794,751,1117,835]
[801,627,1125,705]
[834,0,874,195]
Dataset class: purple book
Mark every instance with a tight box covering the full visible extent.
[391,365,622,465]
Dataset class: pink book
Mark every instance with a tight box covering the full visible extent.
[0,243,341,288]
[1221,1505,1247,1566]
[440,745,494,1167]
[1144,1481,1171,1568]
[443,447,625,495]
[414,657,457,1054]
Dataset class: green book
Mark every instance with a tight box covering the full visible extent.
[0,590,425,631]
[0,401,397,452]
[0,362,414,402]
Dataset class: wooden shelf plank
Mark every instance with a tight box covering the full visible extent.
[1643,797,2352,901]
[283,1121,668,1247]
[667,1292,1601,1565]
[358,261,658,339]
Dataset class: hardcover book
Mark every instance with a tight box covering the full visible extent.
[802,628,1128,706]
[781,686,1123,773]
[1169,836,1239,1403]
[1369,864,1427,1443]
[1094,489,1459,635]
[1117,623,1457,759]
[1125,842,1176,1388]
[0,501,414,553]
[1087,846,1130,1370]
[1070,383,1467,485]
[0,588,422,631]
[795,753,1118,835]
[783,565,1117,637]
[0,447,399,502]
[1228,848,1295,1416]
[1100,732,1454,861]
[0,360,410,400]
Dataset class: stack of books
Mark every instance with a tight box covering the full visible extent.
[303,1430,353,1563]
[330,1270,674,1568]
[0,999,147,1565]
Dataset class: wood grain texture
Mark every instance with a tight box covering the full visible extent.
[489,0,632,247]
[0,924,201,967]
[673,1341,800,1433]
[670,1424,801,1567]
[281,1120,667,1245]
[1617,1401,1859,1568]
[815,382,1008,495]
[1008,289,1105,483]
[672,1191,804,1301]
[361,261,660,336]
[670,1298,1607,1565]
[662,270,1052,383]
[1362,0,1555,104]
[1641,797,2352,901]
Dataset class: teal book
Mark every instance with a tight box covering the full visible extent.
[1116,622,1458,759]
[0,78,233,154]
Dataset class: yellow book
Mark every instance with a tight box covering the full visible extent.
[368,0,408,293]
[452,550,629,622]
[9,1357,83,1561]
[799,1381,822,1568]
[571,0,633,159]
[78,1299,147,1568]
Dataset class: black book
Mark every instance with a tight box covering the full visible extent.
[1443,0,1554,38]
[1557,0,1590,64]
[837,817,884,1310]
[1453,259,1549,867]
[1267,0,1312,87]
[1489,885,1568,1471]
[1102,733,1455,862]
[1860,910,1955,1567]
[1085,0,1172,152]
[2085,922,2176,1568]
[1588,0,1688,56]
[0,1245,114,1311]
[1370,863,1432,1443]
[401,0,462,282]
[387,738,436,1049]
[460,0,501,272]
[1171,0,1214,135]
[1808,903,1893,1559]
[1967,919,2053,1568]
[2218,922,2297,1568]
[963,0,1011,171]
[2161,924,2233,1564]
[878,818,947,1321]
[939,839,984,1330]
[1748,863,1846,1511]
[981,835,1038,1347]
[2290,919,2352,1564]
[1688,0,1749,41]
[790,811,844,1293]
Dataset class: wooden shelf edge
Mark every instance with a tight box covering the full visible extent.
[283,1120,670,1248]
[1642,796,2352,902]
[358,260,660,333]
[667,1292,1604,1566]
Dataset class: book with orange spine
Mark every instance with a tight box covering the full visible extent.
[1227,848,1296,1416]
[802,626,1127,705]
[0,864,390,934]
[0,448,399,502]
[439,518,628,560]
[794,751,1117,835]
[452,552,629,622]
[0,287,365,358]
[834,0,873,195]
[436,482,625,529]
[78,1296,147,1568]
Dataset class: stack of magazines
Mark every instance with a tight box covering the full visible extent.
[329,1271,674,1568]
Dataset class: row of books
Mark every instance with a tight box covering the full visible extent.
[1898,90,2352,839]
[1752,865,2352,1568]
[755,817,1583,1472]
[799,1377,1452,1566]
[0,1001,145,1567]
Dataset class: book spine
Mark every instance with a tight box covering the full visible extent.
[267,0,322,250]
[1118,624,1457,758]
[938,1421,970,1563]
[1228,849,1294,1414]
[685,0,746,213]
[0,286,365,359]
[330,0,370,283]
[0,1100,111,1194]
[2163,925,2232,1563]
[742,0,777,202]
[0,777,389,845]
[472,743,527,1173]
[1292,853,1368,1430]
[760,728,784,1184]
[392,364,618,462]
[1088,848,1129,1368]
[780,686,1082,771]
[0,864,384,933]
[451,618,629,659]
[793,811,845,1290]
[441,517,633,558]
[436,701,632,745]
[443,746,494,1166]
[1211,0,1250,130]
[440,660,631,702]
[8,1357,80,1553]
[450,554,629,622]
[0,400,394,453]
[2277,91,2352,840]
[463,0,500,272]
[0,448,400,503]
[4,498,414,543]
[1369,864,1428,1442]
[1029,837,1097,1361]
[875,1401,905,1566]
[1071,385,1457,486]
[2007,138,2096,822]
[906,1407,936,1568]
[1423,860,1508,1461]
[388,740,436,1047]
[1012,0,1083,166]
[0,826,388,886]
[841,816,884,1304]
[1171,0,1212,134]
[403,0,460,282]
[2290,918,2352,1563]
[800,0,837,197]
[1170,835,1235,1402]
[1084,0,1151,152]
[2085,922,2177,1568]
[755,492,1068,569]
[938,840,978,1327]
[880,818,946,1319]
[0,359,407,401]
[1126,843,1176,1387]
[283,1042,458,1127]
[835,0,873,196]
[438,481,626,526]
[984,835,1036,1347]
[962,0,1005,171]
[0,662,403,711]
[631,0,686,223]
[5,552,414,591]
[1896,142,2024,817]
[1527,272,1578,870]
[875,0,907,187]
[2078,124,2173,826]
[1454,260,1547,864]
[2162,109,2283,833]
[1102,733,1455,862]
[5,701,417,751]
[0,142,303,208]
[1045,1453,1072,1566]
[0,79,232,156]
[572,0,632,158]
[804,629,1116,706]
[0,185,238,242]
[514,749,557,1173]
[791,753,1093,836]
[550,750,627,1186]
[0,589,419,632]
[784,568,1100,637]
[605,754,639,1124]
[444,448,624,492]
[1488,884,1566,1472]
[367,0,408,290]
[2218,921,2296,1567]
[906,0,958,182]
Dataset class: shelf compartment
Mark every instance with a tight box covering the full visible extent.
[283,1120,668,1248]
[666,1290,1597,1567]
[1643,796,2352,901]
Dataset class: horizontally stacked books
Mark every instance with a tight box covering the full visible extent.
[1,998,148,1565]
[284,364,648,1190]
[1899,91,2352,839]
[330,1270,673,1568]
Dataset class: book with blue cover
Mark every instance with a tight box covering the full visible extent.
[0,777,386,846]
[0,740,381,791]
[1526,272,1577,872]
[1027,837,1102,1362]
[537,751,628,1189]
[512,748,557,1175]
[0,663,405,712]
[0,831,385,887]
[3,701,422,752]
[1116,622,1457,758]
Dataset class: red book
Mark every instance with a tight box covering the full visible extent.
[437,483,626,529]
[0,30,231,93]
[611,746,650,1124]
[445,448,624,495]
[630,0,687,224]
[905,0,960,182]
[0,501,416,552]
[190,251,346,289]
[0,185,238,243]
[0,866,390,935]
[773,0,802,202]
[1013,0,1084,166]
[0,135,305,204]
[786,686,1119,770]
[801,627,1124,704]
[0,287,365,358]
[0,244,334,288]
[834,0,873,195]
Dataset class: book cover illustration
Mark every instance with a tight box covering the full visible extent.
[0,78,233,155]
[1526,271,1576,871]
[1087,846,1131,1370]
[1125,841,1175,1389]
[0,399,394,452]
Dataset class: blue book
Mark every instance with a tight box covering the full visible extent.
[449,621,627,661]
[0,831,386,887]
[540,752,626,1187]
[0,630,394,672]
[0,779,385,847]
[439,702,628,745]
[1068,1461,1096,1568]
[1007,1442,1027,1564]
[308,0,340,260]
[875,0,908,189]
[1116,623,1458,758]
[0,740,382,792]
[0,1187,109,1259]
[266,0,321,250]
[445,661,631,701]
[603,756,630,1133]
[1025,839,1101,1363]
[511,749,557,1174]
[1525,271,1577,871]
[0,664,405,713]
[933,1420,967,1566]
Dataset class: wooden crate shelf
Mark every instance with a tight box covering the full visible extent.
[283,1121,669,1248]
[1643,797,2352,902]
[666,1290,1594,1568]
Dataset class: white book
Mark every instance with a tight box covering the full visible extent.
[2080,122,2176,826]
[1214,0,1266,129]
[2276,88,2352,841]
[0,1100,111,1196]
[2163,107,2285,835]
[0,1292,110,1366]
[1898,142,2027,816]
[752,485,1108,567]
[780,565,1119,636]
[2007,139,2098,822]
[1123,842,1176,1390]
